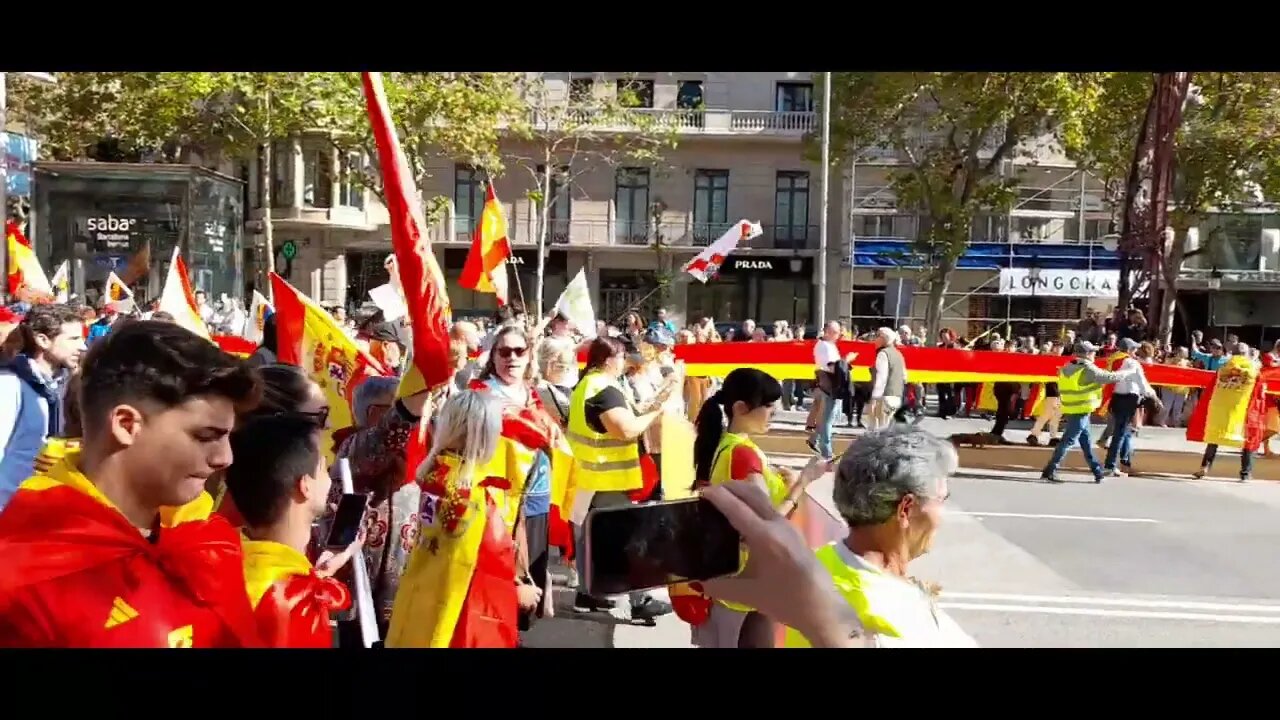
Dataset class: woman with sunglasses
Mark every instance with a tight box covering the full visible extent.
[566,336,674,622]
[465,325,562,634]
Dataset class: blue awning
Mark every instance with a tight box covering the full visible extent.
[852,240,1121,271]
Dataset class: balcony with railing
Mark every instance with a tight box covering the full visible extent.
[445,217,818,250]
[524,107,815,138]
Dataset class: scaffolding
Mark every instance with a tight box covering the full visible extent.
[841,161,1117,342]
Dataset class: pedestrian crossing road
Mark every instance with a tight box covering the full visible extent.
[525,466,1280,648]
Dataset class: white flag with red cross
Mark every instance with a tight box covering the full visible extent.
[682,220,762,284]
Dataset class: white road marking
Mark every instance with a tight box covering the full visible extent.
[949,510,1159,524]
[940,602,1280,625]
[941,592,1280,614]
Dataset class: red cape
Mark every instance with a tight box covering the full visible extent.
[0,484,261,647]
[254,574,351,648]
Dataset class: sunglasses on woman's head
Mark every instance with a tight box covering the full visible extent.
[278,407,330,428]
[496,346,528,359]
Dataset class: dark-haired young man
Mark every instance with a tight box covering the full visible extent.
[0,320,264,647]
[0,303,85,511]
[226,414,355,648]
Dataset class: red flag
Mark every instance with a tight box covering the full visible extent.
[360,72,453,391]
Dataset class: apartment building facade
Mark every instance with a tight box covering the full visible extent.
[250,72,841,328]
[841,143,1280,342]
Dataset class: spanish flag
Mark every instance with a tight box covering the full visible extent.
[5,220,51,301]
[1186,355,1267,451]
[269,272,389,458]
[385,456,519,648]
[360,72,454,396]
[459,182,512,306]
[158,247,208,339]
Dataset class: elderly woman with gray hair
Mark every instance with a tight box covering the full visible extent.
[785,425,978,648]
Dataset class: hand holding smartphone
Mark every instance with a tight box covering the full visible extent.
[584,498,741,597]
[325,492,370,550]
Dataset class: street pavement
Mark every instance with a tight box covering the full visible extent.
[523,406,1280,648]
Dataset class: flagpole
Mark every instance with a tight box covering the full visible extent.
[817,71,832,329]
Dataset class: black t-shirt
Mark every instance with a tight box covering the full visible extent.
[581,385,647,455]
[584,386,629,435]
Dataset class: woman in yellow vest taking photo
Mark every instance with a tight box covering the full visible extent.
[566,336,674,622]
[687,367,797,648]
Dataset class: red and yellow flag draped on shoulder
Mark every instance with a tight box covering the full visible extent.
[1186,355,1268,451]
[0,448,261,648]
[241,539,351,648]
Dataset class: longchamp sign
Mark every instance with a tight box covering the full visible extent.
[999,268,1119,298]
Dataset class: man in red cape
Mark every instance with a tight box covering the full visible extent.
[226,414,354,647]
[0,321,264,647]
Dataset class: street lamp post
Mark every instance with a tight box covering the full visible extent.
[817,71,832,329]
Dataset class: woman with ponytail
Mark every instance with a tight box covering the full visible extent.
[681,367,798,648]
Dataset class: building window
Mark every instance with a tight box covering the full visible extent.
[776,82,814,113]
[1014,216,1065,242]
[569,78,593,105]
[617,78,654,108]
[775,171,810,247]
[454,166,485,239]
[270,141,291,208]
[857,214,909,240]
[1064,217,1109,243]
[693,170,729,245]
[537,164,572,244]
[677,81,704,109]
[302,144,333,209]
[615,167,650,245]
[339,152,365,210]
[971,214,1009,243]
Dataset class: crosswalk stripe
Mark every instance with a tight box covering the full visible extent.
[940,602,1280,625]
[941,592,1280,613]
[949,511,1159,523]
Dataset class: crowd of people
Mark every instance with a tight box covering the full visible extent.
[0,287,1274,649]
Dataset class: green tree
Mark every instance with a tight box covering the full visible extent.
[9,72,340,285]
[822,72,1108,337]
[320,72,526,222]
[1078,72,1280,343]
[8,72,526,284]
[504,74,680,317]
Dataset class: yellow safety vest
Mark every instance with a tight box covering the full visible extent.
[783,543,911,647]
[567,371,644,493]
[708,432,788,613]
[1057,362,1102,416]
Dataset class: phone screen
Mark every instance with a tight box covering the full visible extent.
[585,498,741,597]
[325,493,368,549]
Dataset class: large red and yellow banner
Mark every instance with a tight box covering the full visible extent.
[653,341,1220,386]
[578,341,1280,393]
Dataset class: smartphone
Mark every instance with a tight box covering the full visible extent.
[584,498,741,597]
[325,493,369,549]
